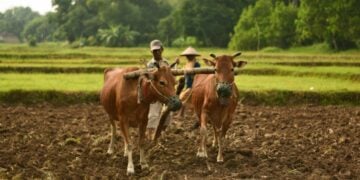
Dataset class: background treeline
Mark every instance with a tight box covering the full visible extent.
[0,0,359,50]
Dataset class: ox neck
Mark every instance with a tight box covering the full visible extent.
[136,77,153,104]
[137,77,172,104]
[140,80,156,104]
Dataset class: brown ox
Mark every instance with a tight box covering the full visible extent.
[191,52,246,162]
[100,66,181,175]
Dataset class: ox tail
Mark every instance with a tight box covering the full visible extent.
[103,68,115,82]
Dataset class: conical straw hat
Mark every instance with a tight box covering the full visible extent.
[180,47,200,56]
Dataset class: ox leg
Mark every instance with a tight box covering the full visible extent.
[178,106,185,118]
[107,119,116,154]
[196,113,208,158]
[217,116,232,163]
[212,120,224,162]
[216,128,224,162]
[118,120,134,175]
[212,127,218,148]
[138,122,149,170]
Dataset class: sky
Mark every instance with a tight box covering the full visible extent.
[0,0,53,15]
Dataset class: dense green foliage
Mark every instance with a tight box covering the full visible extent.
[0,7,40,42]
[0,0,359,50]
[295,0,360,50]
[230,0,360,50]
[162,0,255,47]
[22,14,58,42]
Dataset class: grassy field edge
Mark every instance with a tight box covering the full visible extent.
[0,89,358,106]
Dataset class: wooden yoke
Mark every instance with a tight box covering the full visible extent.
[123,68,217,80]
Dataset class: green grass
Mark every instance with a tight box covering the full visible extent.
[1,42,358,60]
[235,75,360,92]
[245,64,360,75]
[1,73,358,92]
[0,73,103,91]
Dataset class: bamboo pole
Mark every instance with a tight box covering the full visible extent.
[123,67,244,80]
[123,69,154,80]
[171,68,215,76]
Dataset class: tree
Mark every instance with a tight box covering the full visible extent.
[98,25,139,47]
[131,0,171,43]
[22,13,58,42]
[52,0,103,43]
[51,0,170,45]
[296,0,360,50]
[267,2,298,48]
[172,0,255,47]
[229,0,298,50]
[0,7,40,42]
[157,11,182,46]
[229,0,273,50]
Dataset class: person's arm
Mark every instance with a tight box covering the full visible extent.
[194,61,201,68]
[170,57,180,68]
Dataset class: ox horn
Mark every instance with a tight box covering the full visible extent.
[233,52,242,58]
[210,53,216,58]
[171,67,215,76]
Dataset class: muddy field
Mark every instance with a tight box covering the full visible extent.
[0,103,359,179]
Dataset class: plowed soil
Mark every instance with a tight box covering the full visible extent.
[0,103,359,179]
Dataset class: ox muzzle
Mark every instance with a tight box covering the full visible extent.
[166,96,182,111]
[216,82,233,106]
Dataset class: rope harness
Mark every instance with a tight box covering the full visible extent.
[213,75,238,106]
[137,76,145,104]
[137,75,181,111]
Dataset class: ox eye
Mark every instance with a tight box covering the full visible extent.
[159,81,166,86]
[231,68,234,72]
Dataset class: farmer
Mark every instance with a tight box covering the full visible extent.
[146,39,179,139]
[176,46,201,117]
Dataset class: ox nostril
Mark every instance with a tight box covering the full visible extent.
[216,83,232,98]
[167,96,182,111]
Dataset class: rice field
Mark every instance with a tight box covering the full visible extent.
[0,43,359,105]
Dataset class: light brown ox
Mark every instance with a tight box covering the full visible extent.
[191,52,246,162]
[100,65,181,175]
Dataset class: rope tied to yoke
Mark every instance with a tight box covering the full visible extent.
[137,74,170,104]
[136,70,181,111]
[137,76,145,104]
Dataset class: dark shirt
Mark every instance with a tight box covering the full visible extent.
[185,61,200,88]
[147,58,169,68]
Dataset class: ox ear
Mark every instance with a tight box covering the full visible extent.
[232,52,242,58]
[234,60,247,68]
[203,58,216,66]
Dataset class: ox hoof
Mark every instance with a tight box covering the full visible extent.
[217,157,224,163]
[212,142,217,148]
[127,167,135,175]
[141,163,149,170]
[107,148,114,154]
[196,151,208,158]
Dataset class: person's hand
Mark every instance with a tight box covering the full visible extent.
[174,57,180,64]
